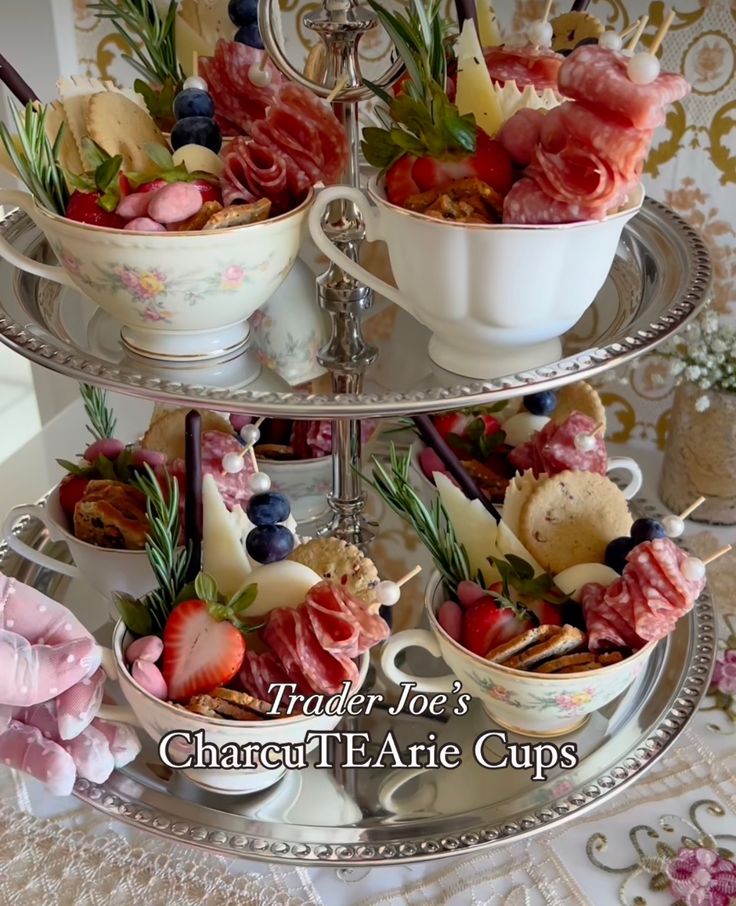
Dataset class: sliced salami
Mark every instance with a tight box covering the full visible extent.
[484,45,564,91]
[262,609,315,695]
[304,581,361,658]
[221,136,292,213]
[293,611,358,695]
[558,46,690,130]
[503,177,602,225]
[498,108,546,167]
[508,412,607,478]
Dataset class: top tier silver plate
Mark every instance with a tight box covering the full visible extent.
[0,200,710,417]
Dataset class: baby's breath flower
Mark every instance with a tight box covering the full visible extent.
[695,394,711,412]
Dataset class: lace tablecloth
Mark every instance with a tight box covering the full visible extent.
[0,431,735,905]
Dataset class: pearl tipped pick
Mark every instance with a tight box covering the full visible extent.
[376,566,423,608]
[664,496,706,538]
[703,545,733,567]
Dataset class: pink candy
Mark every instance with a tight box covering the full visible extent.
[83,437,125,463]
[124,217,166,232]
[132,660,168,700]
[148,182,203,224]
[116,191,153,220]
[437,601,463,641]
[125,635,163,664]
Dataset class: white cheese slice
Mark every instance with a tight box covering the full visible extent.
[455,19,504,137]
[244,561,322,617]
[553,563,619,602]
[202,473,253,598]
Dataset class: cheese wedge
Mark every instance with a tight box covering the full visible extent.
[202,473,253,597]
[476,0,502,48]
[435,472,501,584]
[455,19,504,137]
[244,561,323,617]
[553,563,619,602]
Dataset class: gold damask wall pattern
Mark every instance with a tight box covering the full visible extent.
[72,1,736,449]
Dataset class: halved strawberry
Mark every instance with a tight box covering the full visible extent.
[462,592,535,657]
[189,178,222,205]
[58,474,90,522]
[162,599,246,701]
[65,191,126,229]
[418,447,452,486]
[432,412,472,442]
[411,132,513,197]
[385,154,420,207]
[135,178,168,195]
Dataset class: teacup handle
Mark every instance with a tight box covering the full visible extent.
[607,456,642,500]
[308,186,409,312]
[381,629,456,695]
[0,189,75,286]
[2,503,80,579]
[96,647,141,726]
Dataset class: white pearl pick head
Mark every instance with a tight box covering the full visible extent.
[375,581,401,607]
[627,51,661,85]
[528,19,553,48]
[682,556,706,583]
[222,452,245,474]
[240,424,261,445]
[248,471,272,493]
[248,64,272,88]
[574,432,597,453]
[662,514,685,538]
[599,31,623,51]
[183,75,208,91]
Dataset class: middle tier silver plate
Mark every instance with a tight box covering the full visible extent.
[0,199,711,417]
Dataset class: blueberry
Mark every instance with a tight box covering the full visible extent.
[605,536,636,574]
[173,88,215,121]
[228,0,258,27]
[630,517,666,546]
[523,390,557,416]
[246,491,291,526]
[246,524,294,563]
[234,23,264,49]
[170,116,222,153]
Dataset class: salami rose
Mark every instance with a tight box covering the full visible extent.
[484,45,564,91]
[509,412,607,478]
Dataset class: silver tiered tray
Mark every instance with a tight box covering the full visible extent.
[1,499,716,867]
[0,199,710,418]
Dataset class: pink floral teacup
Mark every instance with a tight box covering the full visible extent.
[381,572,655,737]
[0,187,313,361]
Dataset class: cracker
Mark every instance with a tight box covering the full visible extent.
[87,92,166,173]
[551,381,606,432]
[557,662,602,673]
[142,407,234,460]
[485,625,559,664]
[213,687,273,715]
[502,470,546,537]
[203,199,271,230]
[289,537,379,602]
[44,101,83,174]
[170,200,223,232]
[519,471,632,573]
[504,625,587,670]
[189,694,264,721]
[597,651,624,666]
[534,652,598,674]
[186,699,217,717]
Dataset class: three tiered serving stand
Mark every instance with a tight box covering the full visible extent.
[0,0,716,867]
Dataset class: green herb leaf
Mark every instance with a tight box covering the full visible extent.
[229,583,258,614]
[56,458,93,478]
[174,580,197,604]
[79,384,117,440]
[81,137,112,171]
[144,140,174,172]
[114,592,154,636]
[95,454,117,481]
[134,77,178,131]
[94,154,123,193]
[194,572,219,604]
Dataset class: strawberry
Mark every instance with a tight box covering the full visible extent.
[384,154,420,207]
[477,414,503,437]
[162,599,246,701]
[462,591,535,657]
[522,594,565,627]
[65,191,126,229]
[58,474,90,521]
[135,178,168,195]
[418,447,452,485]
[432,412,473,442]
[411,132,513,197]
[190,178,222,205]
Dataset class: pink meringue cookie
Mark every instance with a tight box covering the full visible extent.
[125,635,164,664]
[132,659,168,700]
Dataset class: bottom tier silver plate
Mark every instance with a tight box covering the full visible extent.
[1,503,716,867]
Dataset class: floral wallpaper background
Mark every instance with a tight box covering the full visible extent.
[70,1,736,451]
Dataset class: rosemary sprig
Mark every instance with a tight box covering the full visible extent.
[364,444,470,595]
[0,102,68,215]
[114,465,191,636]
[89,0,184,89]
[79,383,117,441]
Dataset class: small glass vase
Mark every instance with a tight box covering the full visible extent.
[660,382,736,524]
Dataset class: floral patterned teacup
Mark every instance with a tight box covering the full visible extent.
[0,187,313,361]
[381,572,655,737]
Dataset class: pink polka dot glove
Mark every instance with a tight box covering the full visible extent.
[0,574,141,795]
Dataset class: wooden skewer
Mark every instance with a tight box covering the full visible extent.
[542,0,553,23]
[649,8,675,55]
[591,421,606,436]
[326,74,349,104]
[619,20,641,40]
[256,50,270,74]
[679,496,706,520]
[396,565,422,588]
[703,545,733,566]
[192,50,199,78]
[626,15,649,52]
